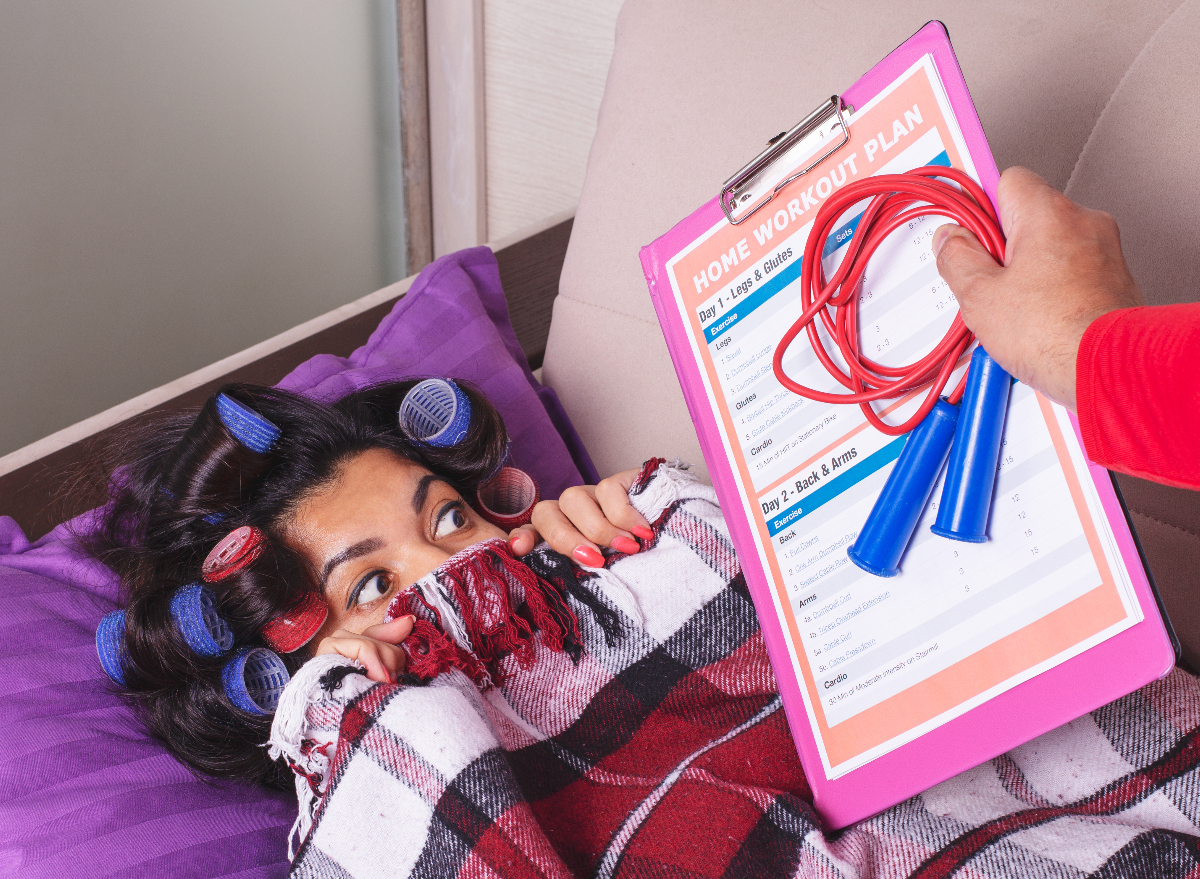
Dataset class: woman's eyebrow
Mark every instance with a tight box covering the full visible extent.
[411,473,452,514]
[322,538,384,586]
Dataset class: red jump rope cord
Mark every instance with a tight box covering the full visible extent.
[771,166,1006,436]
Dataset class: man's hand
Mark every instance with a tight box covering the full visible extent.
[933,166,1145,411]
[507,469,653,566]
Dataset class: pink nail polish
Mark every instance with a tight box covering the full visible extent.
[611,535,640,554]
[573,545,605,567]
[631,525,653,540]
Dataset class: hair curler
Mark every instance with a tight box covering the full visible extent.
[170,583,236,656]
[848,400,959,577]
[96,610,129,685]
[476,466,541,529]
[931,347,1012,542]
[221,648,290,715]
[398,378,472,447]
[202,525,267,583]
[261,592,329,653]
[98,593,295,713]
[215,393,281,454]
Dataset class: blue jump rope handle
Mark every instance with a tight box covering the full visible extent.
[931,347,1012,543]
[848,399,959,577]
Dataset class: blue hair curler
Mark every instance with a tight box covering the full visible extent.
[848,400,959,577]
[170,583,235,656]
[96,609,129,685]
[398,379,472,447]
[222,648,290,715]
[931,348,1012,543]
[215,393,281,454]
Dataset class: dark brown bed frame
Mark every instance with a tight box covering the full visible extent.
[0,217,573,541]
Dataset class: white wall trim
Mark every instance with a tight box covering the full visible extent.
[426,0,487,257]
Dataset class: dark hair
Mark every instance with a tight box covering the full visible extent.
[81,380,508,786]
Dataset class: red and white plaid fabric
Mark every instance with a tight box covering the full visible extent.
[270,460,1200,878]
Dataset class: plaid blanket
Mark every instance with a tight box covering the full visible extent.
[269,460,1200,878]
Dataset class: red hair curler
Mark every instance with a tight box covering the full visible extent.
[476,467,540,530]
[202,525,266,583]
[261,592,329,653]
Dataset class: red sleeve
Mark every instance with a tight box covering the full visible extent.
[1075,304,1200,490]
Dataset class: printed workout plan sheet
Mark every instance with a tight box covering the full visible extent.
[662,55,1142,777]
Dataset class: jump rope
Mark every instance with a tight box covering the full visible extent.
[98,380,542,709]
[770,165,1013,577]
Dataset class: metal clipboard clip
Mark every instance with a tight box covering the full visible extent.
[720,96,853,225]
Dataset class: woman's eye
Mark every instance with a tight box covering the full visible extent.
[353,572,390,607]
[434,505,468,539]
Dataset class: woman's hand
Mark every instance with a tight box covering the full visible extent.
[507,469,654,566]
[314,615,415,683]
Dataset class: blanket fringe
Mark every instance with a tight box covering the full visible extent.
[395,539,581,686]
[628,458,691,523]
[267,654,376,858]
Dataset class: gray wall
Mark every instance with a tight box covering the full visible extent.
[0,1,404,456]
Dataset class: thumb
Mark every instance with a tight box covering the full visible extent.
[932,224,1002,307]
[363,614,416,644]
[507,524,540,556]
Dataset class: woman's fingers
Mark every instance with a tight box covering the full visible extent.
[363,615,416,644]
[529,498,606,565]
[593,469,652,538]
[557,485,620,548]
[558,474,652,554]
[512,468,658,565]
[507,524,540,556]
[315,616,414,683]
[526,469,655,565]
[315,636,398,683]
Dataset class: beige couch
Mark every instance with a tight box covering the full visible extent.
[541,1,1200,664]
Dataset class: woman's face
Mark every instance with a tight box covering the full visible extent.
[285,448,505,639]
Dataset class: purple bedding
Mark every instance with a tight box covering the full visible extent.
[0,248,592,878]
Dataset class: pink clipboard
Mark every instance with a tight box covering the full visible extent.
[639,21,1176,828]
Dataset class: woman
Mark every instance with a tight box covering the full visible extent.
[87,379,741,787]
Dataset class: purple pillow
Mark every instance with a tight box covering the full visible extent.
[281,247,597,495]
[0,247,593,878]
